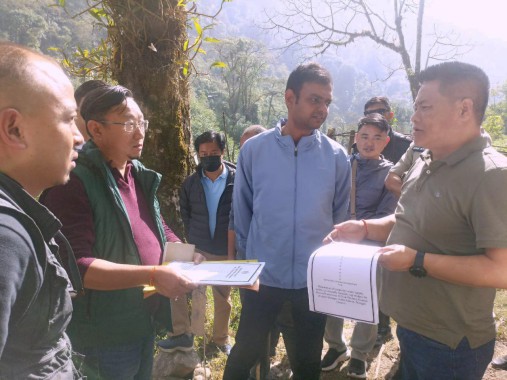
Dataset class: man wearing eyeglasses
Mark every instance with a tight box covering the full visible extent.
[363,96,411,164]
[224,63,351,380]
[40,85,200,379]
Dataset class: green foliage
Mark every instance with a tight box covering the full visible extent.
[191,37,287,155]
[211,61,228,68]
[483,112,504,141]
[88,7,109,24]
[0,0,107,83]
[0,8,47,49]
[485,82,507,151]
[391,102,414,134]
[190,91,221,138]
[46,0,231,80]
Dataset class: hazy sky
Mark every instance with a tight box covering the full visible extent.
[218,0,507,86]
[426,0,507,42]
[423,0,507,85]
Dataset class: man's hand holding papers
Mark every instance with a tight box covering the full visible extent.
[307,242,380,324]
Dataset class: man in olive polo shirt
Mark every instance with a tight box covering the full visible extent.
[324,61,507,380]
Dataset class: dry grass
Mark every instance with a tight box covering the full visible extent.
[495,289,507,341]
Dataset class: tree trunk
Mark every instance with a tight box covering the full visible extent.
[104,0,193,236]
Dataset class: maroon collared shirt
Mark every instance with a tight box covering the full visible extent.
[41,162,180,277]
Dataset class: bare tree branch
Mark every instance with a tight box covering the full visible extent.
[265,0,472,100]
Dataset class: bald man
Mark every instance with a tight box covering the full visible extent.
[0,42,83,377]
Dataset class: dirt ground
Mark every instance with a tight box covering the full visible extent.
[202,289,507,379]
[265,322,507,380]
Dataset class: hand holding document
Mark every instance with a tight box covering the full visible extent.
[162,241,264,286]
[166,261,265,286]
[307,242,381,324]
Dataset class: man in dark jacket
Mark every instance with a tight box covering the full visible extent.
[363,96,412,164]
[0,41,83,378]
[158,131,234,355]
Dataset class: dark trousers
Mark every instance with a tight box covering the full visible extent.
[224,285,326,380]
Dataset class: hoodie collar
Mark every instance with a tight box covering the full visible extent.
[274,124,320,151]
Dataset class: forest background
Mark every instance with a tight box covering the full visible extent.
[3,0,507,160]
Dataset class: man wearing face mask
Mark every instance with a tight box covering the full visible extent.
[158,131,235,355]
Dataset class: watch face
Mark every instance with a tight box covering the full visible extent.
[409,266,427,278]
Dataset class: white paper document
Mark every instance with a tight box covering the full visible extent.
[163,242,195,262]
[307,242,381,324]
[168,261,265,286]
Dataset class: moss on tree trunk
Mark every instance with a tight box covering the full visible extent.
[104,0,193,237]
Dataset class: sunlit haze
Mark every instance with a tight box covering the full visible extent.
[426,0,507,42]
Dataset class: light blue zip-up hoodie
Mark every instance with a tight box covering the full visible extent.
[233,125,351,289]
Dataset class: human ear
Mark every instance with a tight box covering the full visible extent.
[459,98,474,121]
[0,108,27,149]
[86,120,103,141]
[382,136,391,149]
[285,89,295,107]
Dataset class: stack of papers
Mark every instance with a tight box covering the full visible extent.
[307,242,381,324]
[168,261,264,286]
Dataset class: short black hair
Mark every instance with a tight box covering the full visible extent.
[364,96,391,113]
[286,62,332,99]
[418,61,489,124]
[74,79,107,105]
[357,114,390,133]
[194,131,226,153]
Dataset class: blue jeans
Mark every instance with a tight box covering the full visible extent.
[396,325,494,380]
[73,334,155,380]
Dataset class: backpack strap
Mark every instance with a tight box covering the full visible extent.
[350,158,358,220]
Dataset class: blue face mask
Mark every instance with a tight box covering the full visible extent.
[200,155,222,172]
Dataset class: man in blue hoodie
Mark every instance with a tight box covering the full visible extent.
[223,62,351,380]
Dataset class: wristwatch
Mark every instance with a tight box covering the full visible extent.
[409,251,427,278]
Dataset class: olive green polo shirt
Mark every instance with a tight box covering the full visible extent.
[381,135,507,349]
[389,142,425,178]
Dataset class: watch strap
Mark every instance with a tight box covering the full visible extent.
[414,250,425,267]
